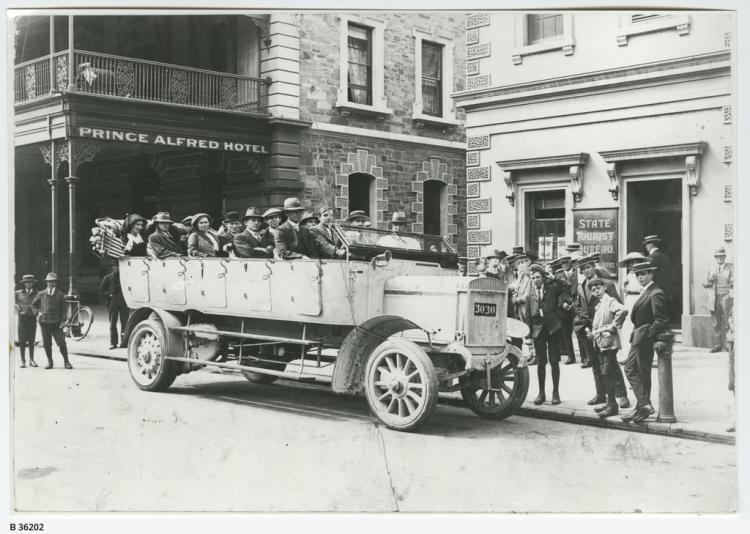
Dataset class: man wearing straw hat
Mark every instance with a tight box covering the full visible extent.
[377,211,421,250]
[274,197,310,259]
[31,273,73,369]
[234,207,274,258]
[621,261,668,423]
[15,274,39,368]
[148,211,186,258]
[702,246,733,352]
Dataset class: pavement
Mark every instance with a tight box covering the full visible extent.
[61,305,736,445]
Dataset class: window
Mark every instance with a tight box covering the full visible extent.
[526,190,566,261]
[348,173,375,216]
[423,180,446,236]
[512,13,574,65]
[616,13,690,45]
[336,16,390,115]
[412,29,457,125]
[526,14,564,44]
[421,41,442,117]
[631,13,669,23]
[347,24,372,105]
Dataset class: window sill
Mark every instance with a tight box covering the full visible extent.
[412,114,460,128]
[335,101,393,118]
[511,36,575,65]
[616,14,690,46]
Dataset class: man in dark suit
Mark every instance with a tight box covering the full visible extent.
[643,235,672,299]
[575,255,630,408]
[234,207,274,258]
[274,197,309,260]
[99,261,129,349]
[311,207,347,259]
[550,257,575,364]
[528,264,568,405]
[147,212,186,258]
[31,273,72,369]
[298,210,322,258]
[622,261,669,423]
[15,274,39,367]
[217,211,243,255]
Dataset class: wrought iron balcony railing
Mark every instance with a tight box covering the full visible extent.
[14,49,268,114]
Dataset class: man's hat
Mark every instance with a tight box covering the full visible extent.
[153,211,174,224]
[486,249,507,260]
[180,215,194,226]
[512,245,525,255]
[300,210,319,224]
[565,242,582,252]
[513,253,530,263]
[283,198,305,211]
[550,256,571,269]
[191,213,212,228]
[318,206,333,215]
[617,252,647,267]
[528,263,546,276]
[576,255,596,269]
[714,247,727,257]
[632,261,658,274]
[21,274,35,283]
[223,211,241,223]
[44,272,58,282]
[389,211,410,225]
[347,210,369,222]
[243,207,264,222]
[263,208,283,219]
[588,277,607,288]
[553,267,566,275]
[590,252,601,263]
[642,234,661,245]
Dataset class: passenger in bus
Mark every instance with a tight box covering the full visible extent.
[188,213,222,258]
[376,211,421,250]
[311,207,347,259]
[263,208,283,233]
[274,198,310,260]
[343,210,368,244]
[147,211,187,258]
[217,211,243,255]
[298,210,322,258]
[121,213,148,256]
[234,207,274,258]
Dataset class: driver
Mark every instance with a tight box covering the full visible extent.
[376,211,421,250]
[344,210,368,244]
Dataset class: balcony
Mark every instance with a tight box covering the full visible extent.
[14,49,268,115]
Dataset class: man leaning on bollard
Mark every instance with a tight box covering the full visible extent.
[31,273,73,369]
[702,246,733,353]
[621,261,668,423]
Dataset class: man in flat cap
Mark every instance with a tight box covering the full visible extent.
[621,261,668,423]
[31,273,72,369]
[702,247,733,352]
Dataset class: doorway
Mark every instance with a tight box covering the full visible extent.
[626,178,682,326]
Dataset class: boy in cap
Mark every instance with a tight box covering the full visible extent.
[702,247,733,352]
[31,273,72,369]
[587,277,629,418]
[15,274,39,367]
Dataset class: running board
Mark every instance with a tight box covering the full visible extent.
[169,326,322,346]
[165,356,327,383]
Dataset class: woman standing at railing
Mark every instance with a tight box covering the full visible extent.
[188,213,222,258]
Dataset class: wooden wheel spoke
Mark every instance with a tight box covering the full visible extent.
[495,387,506,402]
[406,390,422,405]
[501,383,514,396]
[403,395,417,414]
[385,356,396,373]
[395,353,403,371]
[398,398,407,417]
[387,398,398,414]
[488,391,496,407]
[478,390,488,405]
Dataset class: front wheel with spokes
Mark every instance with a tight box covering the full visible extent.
[364,338,438,432]
[460,346,530,420]
[127,319,178,392]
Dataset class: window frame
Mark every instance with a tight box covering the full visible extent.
[616,13,690,46]
[524,189,567,261]
[511,13,574,65]
[526,13,564,45]
[346,23,373,106]
[336,15,391,116]
[412,28,458,126]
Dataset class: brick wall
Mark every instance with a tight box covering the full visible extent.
[299,130,467,254]
[297,13,466,142]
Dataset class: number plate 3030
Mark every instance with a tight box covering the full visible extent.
[473,302,497,317]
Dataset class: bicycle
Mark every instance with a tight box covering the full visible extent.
[62,299,95,341]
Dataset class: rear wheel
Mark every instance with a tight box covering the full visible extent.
[364,339,438,432]
[460,347,529,420]
[127,319,178,391]
[69,306,94,341]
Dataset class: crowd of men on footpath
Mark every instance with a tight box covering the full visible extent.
[16,197,424,359]
[469,235,734,427]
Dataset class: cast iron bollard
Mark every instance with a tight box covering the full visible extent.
[654,332,676,423]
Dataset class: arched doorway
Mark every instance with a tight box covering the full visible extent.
[423,179,446,236]
[348,172,375,219]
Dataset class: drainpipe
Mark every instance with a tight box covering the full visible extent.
[48,140,60,274]
[49,15,55,92]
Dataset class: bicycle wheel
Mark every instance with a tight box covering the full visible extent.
[70,306,94,341]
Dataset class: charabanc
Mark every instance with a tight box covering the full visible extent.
[92,220,530,431]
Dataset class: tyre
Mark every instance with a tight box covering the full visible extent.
[364,338,439,432]
[70,306,94,341]
[460,347,530,420]
[127,319,178,391]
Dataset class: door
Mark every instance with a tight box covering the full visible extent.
[626,179,682,326]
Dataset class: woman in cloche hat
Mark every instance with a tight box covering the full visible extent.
[188,213,222,258]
